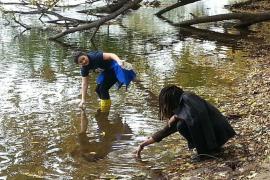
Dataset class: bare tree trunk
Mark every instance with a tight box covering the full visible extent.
[155,0,201,17]
[49,0,142,40]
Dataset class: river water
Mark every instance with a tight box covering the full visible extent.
[0,0,251,179]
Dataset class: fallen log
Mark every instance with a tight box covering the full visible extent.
[174,11,270,28]
[158,14,260,48]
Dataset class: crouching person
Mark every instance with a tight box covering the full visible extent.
[136,85,236,161]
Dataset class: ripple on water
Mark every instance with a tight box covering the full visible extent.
[0,0,252,178]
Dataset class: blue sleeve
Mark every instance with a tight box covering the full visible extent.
[80,67,89,77]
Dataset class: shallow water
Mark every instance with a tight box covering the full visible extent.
[0,0,251,179]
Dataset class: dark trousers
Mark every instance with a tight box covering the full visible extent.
[95,71,117,100]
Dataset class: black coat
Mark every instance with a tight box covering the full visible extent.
[152,92,236,154]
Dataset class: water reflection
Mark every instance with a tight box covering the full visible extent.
[0,0,253,178]
[71,110,133,162]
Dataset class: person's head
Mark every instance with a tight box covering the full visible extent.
[159,85,184,120]
[73,51,89,66]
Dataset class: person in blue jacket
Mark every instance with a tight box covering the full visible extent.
[74,51,136,111]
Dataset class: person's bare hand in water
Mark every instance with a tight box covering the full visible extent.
[134,137,155,159]
[135,144,144,159]
[79,100,86,110]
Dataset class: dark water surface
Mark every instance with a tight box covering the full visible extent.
[0,0,251,179]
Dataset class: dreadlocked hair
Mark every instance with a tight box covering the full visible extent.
[159,85,184,120]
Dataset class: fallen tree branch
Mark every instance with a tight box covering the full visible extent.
[235,12,270,27]
[78,0,130,14]
[174,11,270,27]
[3,9,92,25]
[155,0,201,17]
[90,25,100,40]
[158,14,259,47]
[49,0,142,40]
[12,16,31,30]
[0,1,81,8]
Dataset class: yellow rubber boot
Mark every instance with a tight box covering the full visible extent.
[100,99,111,112]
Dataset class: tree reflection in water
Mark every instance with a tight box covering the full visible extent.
[71,109,133,162]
